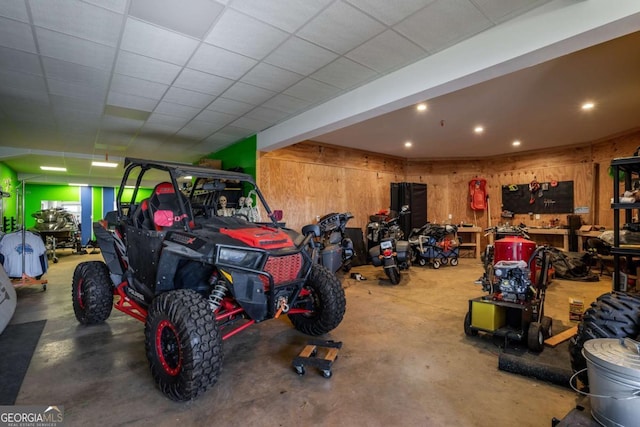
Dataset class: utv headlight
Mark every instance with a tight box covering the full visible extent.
[217,247,264,269]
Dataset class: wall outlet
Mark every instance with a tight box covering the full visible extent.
[535,214,540,220]
[448,214,452,219]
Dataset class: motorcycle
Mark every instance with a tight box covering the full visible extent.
[367,206,411,285]
[314,212,356,273]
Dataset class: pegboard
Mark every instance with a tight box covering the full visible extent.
[501,181,574,214]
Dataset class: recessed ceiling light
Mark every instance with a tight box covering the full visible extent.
[512,140,521,147]
[92,161,118,168]
[474,126,484,134]
[416,103,427,112]
[404,141,413,148]
[581,102,595,110]
[69,183,88,187]
[40,166,67,172]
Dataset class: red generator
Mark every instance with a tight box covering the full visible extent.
[464,226,553,352]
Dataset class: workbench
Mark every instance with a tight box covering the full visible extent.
[526,228,569,252]
[457,226,482,259]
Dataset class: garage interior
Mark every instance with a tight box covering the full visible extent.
[1,1,640,426]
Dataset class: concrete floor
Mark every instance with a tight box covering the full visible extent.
[8,251,611,426]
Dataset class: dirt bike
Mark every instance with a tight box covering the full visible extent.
[367,206,411,285]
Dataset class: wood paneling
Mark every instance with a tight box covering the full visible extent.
[258,130,640,235]
[259,142,405,231]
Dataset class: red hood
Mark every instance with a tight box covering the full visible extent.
[220,226,293,249]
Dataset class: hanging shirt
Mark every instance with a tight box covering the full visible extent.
[0,231,48,278]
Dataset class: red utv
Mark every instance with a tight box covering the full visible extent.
[72,158,346,401]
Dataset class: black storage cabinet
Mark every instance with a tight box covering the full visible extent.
[390,182,427,238]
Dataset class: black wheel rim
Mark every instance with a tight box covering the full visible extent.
[156,319,182,376]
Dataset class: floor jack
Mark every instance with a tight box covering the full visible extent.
[293,340,342,378]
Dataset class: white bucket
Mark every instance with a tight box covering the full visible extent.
[582,338,640,427]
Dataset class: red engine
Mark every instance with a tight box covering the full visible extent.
[484,235,539,303]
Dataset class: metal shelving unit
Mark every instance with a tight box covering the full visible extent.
[610,157,640,291]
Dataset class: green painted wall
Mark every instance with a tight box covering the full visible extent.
[0,163,18,221]
[24,184,81,229]
[207,135,257,178]
[92,187,102,234]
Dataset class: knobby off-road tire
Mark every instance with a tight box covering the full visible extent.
[72,261,113,324]
[288,264,346,336]
[145,289,222,401]
[569,291,640,388]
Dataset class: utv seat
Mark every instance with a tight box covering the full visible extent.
[148,182,194,231]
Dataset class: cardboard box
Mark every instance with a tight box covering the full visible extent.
[569,297,584,322]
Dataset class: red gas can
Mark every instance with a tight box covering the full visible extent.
[493,236,537,281]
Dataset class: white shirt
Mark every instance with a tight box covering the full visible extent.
[0,231,48,278]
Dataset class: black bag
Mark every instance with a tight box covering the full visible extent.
[548,248,599,282]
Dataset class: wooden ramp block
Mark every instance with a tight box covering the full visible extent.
[544,326,577,348]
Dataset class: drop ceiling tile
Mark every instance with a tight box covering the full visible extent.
[0,87,49,103]
[205,9,289,60]
[346,0,433,25]
[311,57,378,90]
[52,106,101,124]
[111,73,169,100]
[176,120,222,139]
[230,116,270,132]
[245,106,290,123]
[230,0,332,33]
[347,29,426,73]
[42,57,110,86]
[0,68,47,93]
[222,82,276,106]
[213,125,253,139]
[395,0,492,53]
[139,121,181,136]
[107,91,158,111]
[264,37,337,75]
[173,68,233,95]
[241,63,303,92]
[115,51,182,85]
[0,46,43,75]
[262,93,312,113]
[283,78,341,103]
[162,87,215,109]
[82,0,128,14]
[146,112,190,128]
[194,108,236,125]
[36,27,116,70]
[30,0,123,47]
[0,96,50,115]
[0,1,29,22]
[0,17,37,53]
[101,115,144,132]
[47,77,107,103]
[188,44,257,80]
[154,101,201,119]
[206,97,254,116]
[129,0,223,39]
[121,18,199,65]
[50,93,103,114]
[297,2,385,54]
[104,104,151,121]
[472,0,551,24]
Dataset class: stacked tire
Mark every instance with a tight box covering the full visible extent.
[569,291,640,388]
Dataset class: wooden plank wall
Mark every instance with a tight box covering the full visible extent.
[258,142,406,232]
[258,129,640,234]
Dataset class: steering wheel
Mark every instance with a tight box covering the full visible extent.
[233,213,249,221]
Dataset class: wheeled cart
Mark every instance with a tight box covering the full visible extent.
[293,340,342,378]
[464,296,552,352]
